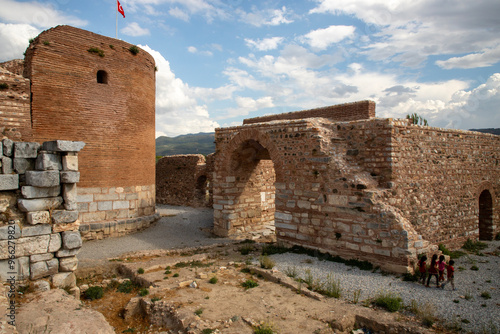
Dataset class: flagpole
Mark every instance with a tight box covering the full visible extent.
[116,1,118,39]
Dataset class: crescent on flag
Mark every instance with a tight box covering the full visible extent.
[117,0,125,18]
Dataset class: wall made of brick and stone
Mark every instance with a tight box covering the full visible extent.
[214,117,423,273]
[243,100,375,125]
[0,139,85,290]
[156,154,213,207]
[23,25,156,193]
[0,67,31,140]
[388,122,500,248]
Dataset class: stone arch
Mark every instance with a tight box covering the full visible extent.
[476,181,495,240]
[479,189,494,240]
[213,129,281,237]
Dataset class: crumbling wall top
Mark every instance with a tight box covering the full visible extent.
[242,100,375,125]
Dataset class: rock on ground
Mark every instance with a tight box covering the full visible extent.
[16,289,114,334]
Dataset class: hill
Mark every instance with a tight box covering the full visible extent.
[469,128,500,135]
[156,132,215,156]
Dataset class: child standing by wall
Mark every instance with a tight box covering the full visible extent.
[426,254,440,288]
[418,255,427,285]
[438,255,446,282]
[441,259,456,290]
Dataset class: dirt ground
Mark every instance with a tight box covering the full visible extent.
[74,242,434,334]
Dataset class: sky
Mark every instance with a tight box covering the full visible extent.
[1,0,500,137]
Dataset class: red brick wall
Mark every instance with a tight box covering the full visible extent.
[0,67,31,140]
[243,100,375,125]
[23,26,156,189]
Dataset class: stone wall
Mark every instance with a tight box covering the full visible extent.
[213,101,499,273]
[243,100,375,125]
[389,123,500,248]
[0,139,84,289]
[0,26,158,238]
[156,154,214,207]
[0,66,31,140]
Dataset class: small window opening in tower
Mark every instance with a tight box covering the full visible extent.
[97,70,108,84]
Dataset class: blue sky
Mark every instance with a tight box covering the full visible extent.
[1,0,499,137]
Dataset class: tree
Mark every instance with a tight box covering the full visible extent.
[406,113,428,126]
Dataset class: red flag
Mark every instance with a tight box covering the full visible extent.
[117,0,125,18]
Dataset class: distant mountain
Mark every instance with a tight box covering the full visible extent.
[156,132,215,156]
[469,128,500,135]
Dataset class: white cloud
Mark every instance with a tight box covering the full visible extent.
[0,0,87,28]
[0,23,39,61]
[221,96,274,119]
[169,7,189,21]
[187,46,213,56]
[139,45,220,137]
[121,22,150,37]
[436,45,500,69]
[310,0,500,68]
[245,37,284,51]
[239,6,293,27]
[302,25,355,50]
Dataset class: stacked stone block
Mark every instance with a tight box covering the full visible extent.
[0,139,84,288]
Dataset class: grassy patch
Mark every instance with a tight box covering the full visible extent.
[195,308,203,316]
[259,255,275,269]
[84,286,104,300]
[480,291,491,299]
[138,288,149,297]
[373,291,403,312]
[87,47,105,57]
[137,268,144,274]
[462,239,488,253]
[408,300,436,327]
[175,260,213,268]
[209,276,218,284]
[129,45,140,55]
[0,83,9,90]
[117,280,134,293]
[241,279,259,290]
[253,321,276,334]
[239,245,254,255]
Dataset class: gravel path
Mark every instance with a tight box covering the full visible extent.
[267,242,500,333]
[78,206,499,333]
[77,205,231,261]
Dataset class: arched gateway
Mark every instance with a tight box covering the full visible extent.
[212,101,500,273]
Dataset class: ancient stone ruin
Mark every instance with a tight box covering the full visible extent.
[0,139,84,289]
[209,101,499,273]
[156,154,214,208]
[0,25,158,241]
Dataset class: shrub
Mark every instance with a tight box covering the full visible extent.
[480,291,491,299]
[408,300,436,327]
[195,308,203,316]
[43,40,50,45]
[117,280,134,293]
[470,265,479,271]
[209,276,218,284]
[239,245,254,255]
[261,243,290,255]
[138,288,149,297]
[373,291,403,312]
[84,286,104,300]
[240,267,251,274]
[0,83,9,90]
[137,268,145,274]
[259,255,275,269]
[202,329,215,334]
[87,47,105,57]
[253,321,275,334]
[241,279,259,290]
[129,45,140,55]
[284,266,297,278]
[495,233,500,241]
[402,272,419,282]
[322,274,341,298]
[151,297,160,302]
[173,273,179,277]
[462,239,487,253]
